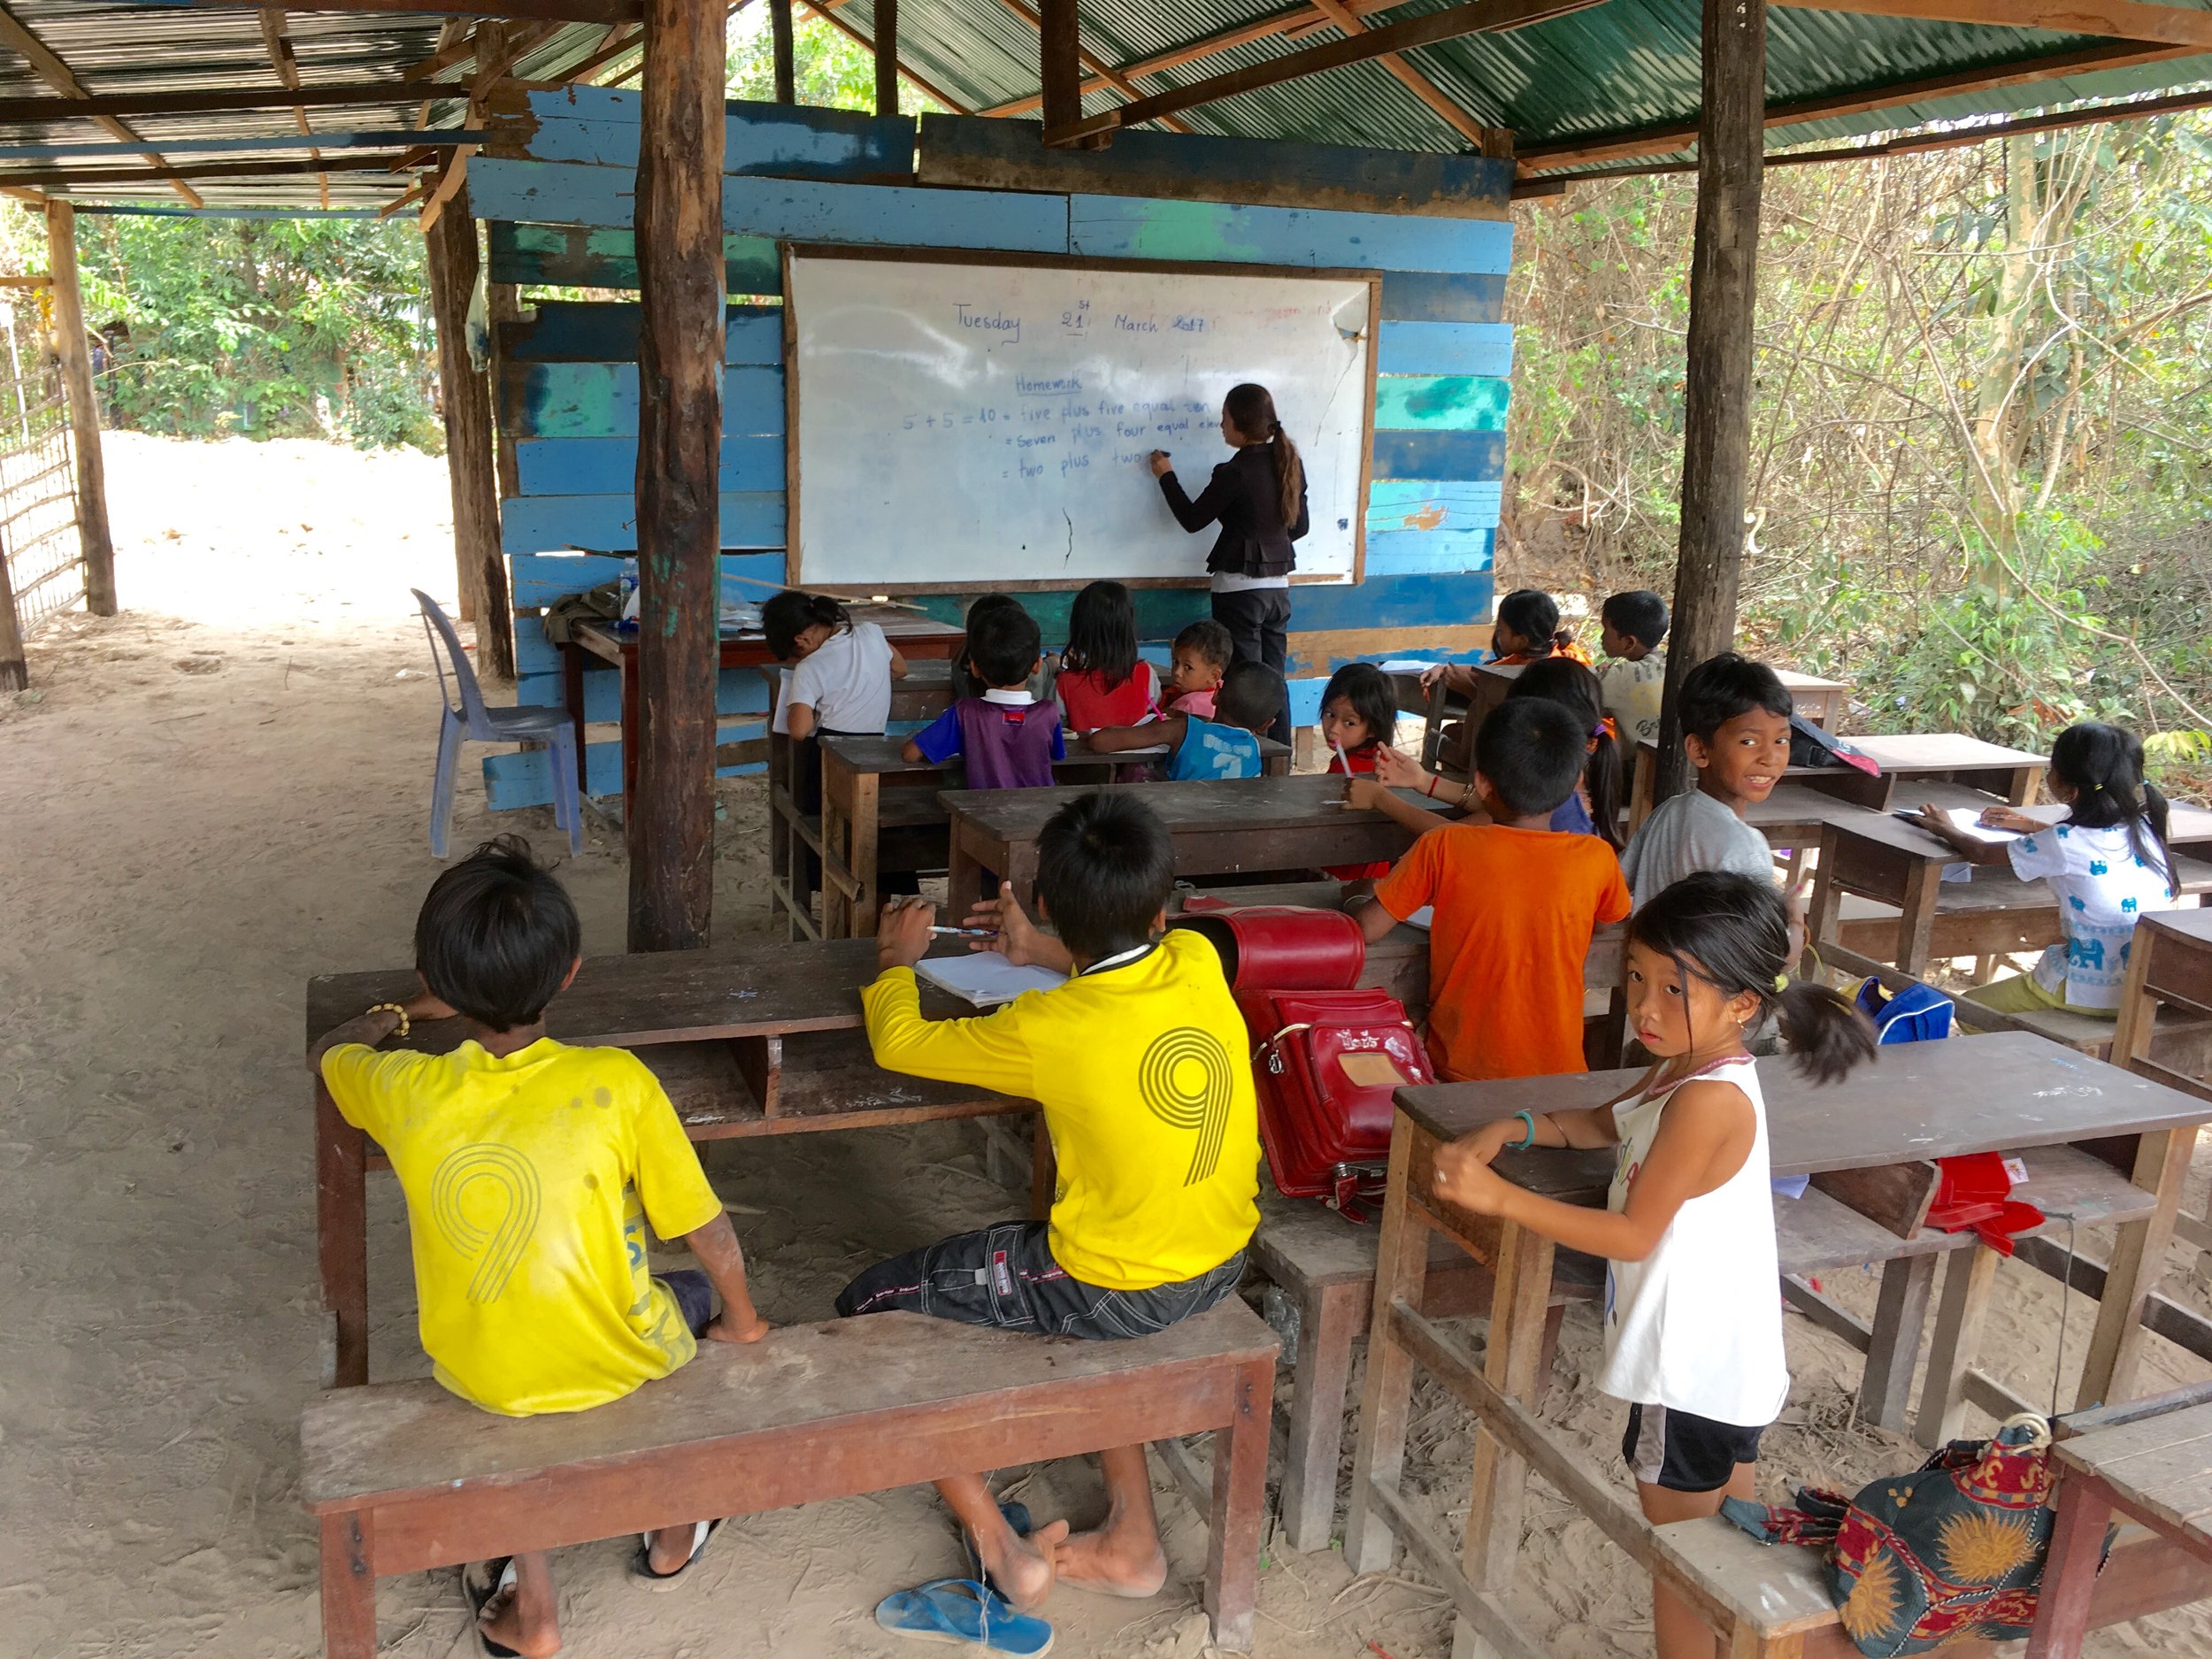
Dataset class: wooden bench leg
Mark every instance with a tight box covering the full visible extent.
[2024,1473,2113,1658]
[315,1083,369,1390]
[1279,1278,1363,1554]
[1028,1116,1055,1222]
[1344,1125,1430,1575]
[1857,1253,1937,1431]
[1916,1244,1999,1448]
[2078,1126,2191,1409]
[1204,1356,1274,1653]
[319,1512,376,1659]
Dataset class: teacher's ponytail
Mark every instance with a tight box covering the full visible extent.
[1225,381,1303,526]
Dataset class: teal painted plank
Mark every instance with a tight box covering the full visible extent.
[1378,272,1506,324]
[1377,321,1514,378]
[502,492,785,554]
[488,222,781,296]
[484,721,766,809]
[473,158,1071,255]
[508,549,785,609]
[515,434,783,495]
[902,588,1211,645]
[515,667,775,722]
[1067,195,1511,274]
[501,301,781,365]
[1366,480,1503,531]
[1366,527,1496,575]
[521,89,914,179]
[1373,375,1509,433]
[507,363,782,440]
[1371,431,1506,482]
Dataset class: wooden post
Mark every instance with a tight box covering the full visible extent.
[873,0,898,117]
[0,522,27,689]
[1039,0,1082,142]
[421,188,515,681]
[43,202,115,618]
[1651,0,1765,805]
[628,0,726,952]
[486,280,522,502]
[769,0,795,104]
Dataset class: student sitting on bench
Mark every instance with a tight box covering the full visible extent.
[307,838,770,1658]
[1618,651,1791,909]
[1087,658,1286,780]
[841,793,1260,1613]
[903,601,1064,789]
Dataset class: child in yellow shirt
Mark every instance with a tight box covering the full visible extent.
[309,837,769,1657]
[842,794,1260,1620]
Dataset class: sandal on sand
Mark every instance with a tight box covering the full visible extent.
[627,1518,722,1590]
[875,1578,1054,1656]
[463,1558,521,1659]
[958,1501,1034,1596]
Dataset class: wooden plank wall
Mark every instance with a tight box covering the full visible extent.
[479,90,1509,809]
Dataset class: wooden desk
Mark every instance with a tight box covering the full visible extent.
[816,732,1289,939]
[562,608,965,827]
[1631,732,2047,829]
[1345,1031,2212,1659]
[941,774,1452,918]
[1776,669,1849,730]
[306,937,1037,1389]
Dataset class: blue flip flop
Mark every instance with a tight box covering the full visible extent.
[874,1578,1054,1657]
[959,1501,1035,1596]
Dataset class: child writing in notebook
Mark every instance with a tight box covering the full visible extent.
[1426,871,1874,1659]
[1417,588,1591,701]
[1056,580,1164,733]
[1164,618,1233,718]
[1317,662,1400,880]
[1915,720,2178,1018]
[903,603,1064,788]
[767,589,910,901]
[1088,659,1285,781]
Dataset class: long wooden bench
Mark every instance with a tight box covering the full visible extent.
[303,1301,1279,1657]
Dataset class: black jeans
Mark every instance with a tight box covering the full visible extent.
[1210,586,1293,743]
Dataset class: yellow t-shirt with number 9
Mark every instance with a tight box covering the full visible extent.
[319,1039,725,1416]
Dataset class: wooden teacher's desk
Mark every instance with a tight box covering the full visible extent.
[1346,1030,2212,1659]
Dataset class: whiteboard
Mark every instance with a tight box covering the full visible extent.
[788,251,1373,590]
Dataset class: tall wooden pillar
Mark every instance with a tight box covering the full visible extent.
[422,188,515,680]
[769,0,795,103]
[628,0,726,952]
[486,280,523,502]
[1652,0,1765,805]
[44,203,115,618]
[1039,0,1080,141]
[873,0,898,116]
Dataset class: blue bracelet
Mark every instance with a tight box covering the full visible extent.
[1512,1110,1537,1149]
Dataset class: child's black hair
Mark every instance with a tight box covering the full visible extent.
[1509,657,1624,849]
[1216,660,1286,733]
[1035,792,1176,961]
[1320,662,1396,751]
[1472,697,1584,819]
[414,835,581,1033]
[762,589,849,661]
[1494,588,1577,657]
[1630,872,1876,1084]
[1062,580,1141,691]
[1678,651,1793,742]
[1601,589,1669,650]
[1173,617,1234,671]
[2048,721,2177,897]
[965,602,1042,689]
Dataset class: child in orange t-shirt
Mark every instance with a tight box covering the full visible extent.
[1356,697,1630,1081]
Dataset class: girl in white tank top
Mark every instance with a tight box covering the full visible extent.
[1426,871,1877,1659]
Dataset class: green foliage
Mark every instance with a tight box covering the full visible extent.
[66,211,438,449]
[725,7,941,114]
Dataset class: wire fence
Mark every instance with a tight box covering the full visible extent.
[0,296,84,680]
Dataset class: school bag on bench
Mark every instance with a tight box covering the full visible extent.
[1171,902,1433,1219]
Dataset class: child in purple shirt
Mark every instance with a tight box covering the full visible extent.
[904,602,1064,788]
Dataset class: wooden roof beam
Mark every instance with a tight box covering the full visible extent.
[796,0,973,111]
[0,154,411,189]
[0,83,422,123]
[1770,0,2212,50]
[990,0,1194,132]
[259,10,329,209]
[0,3,203,205]
[1042,0,1601,145]
[1305,0,1511,153]
[184,0,640,20]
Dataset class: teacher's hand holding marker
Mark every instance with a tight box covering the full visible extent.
[1147,449,1174,479]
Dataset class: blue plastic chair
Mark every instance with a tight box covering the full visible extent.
[412,589,583,857]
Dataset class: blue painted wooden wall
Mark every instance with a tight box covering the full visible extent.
[479,90,1508,810]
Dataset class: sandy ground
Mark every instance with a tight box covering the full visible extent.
[4,432,2211,1659]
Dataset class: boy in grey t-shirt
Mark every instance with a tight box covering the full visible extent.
[1619,653,1793,910]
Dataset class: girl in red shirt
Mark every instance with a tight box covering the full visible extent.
[1320,663,1400,881]
[1055,580,1163,733]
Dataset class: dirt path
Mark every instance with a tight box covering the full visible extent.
[1,434,2205,1659]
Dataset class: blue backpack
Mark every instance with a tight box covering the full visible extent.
[1854,977,1955,1045]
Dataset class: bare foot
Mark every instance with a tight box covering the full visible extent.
[477,1579,563,1658]
[645,1522,704,1576]
[1052,1525,1168,1599]
[975,1517,1068,1612]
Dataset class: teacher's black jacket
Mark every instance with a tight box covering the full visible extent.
[1158,444,1310,580]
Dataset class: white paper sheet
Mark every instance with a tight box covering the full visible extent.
[1400,906,1434,930]
[915,952,1068,1008]
[769,668,795,737]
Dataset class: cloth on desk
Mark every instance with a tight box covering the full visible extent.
[541,580,621,646]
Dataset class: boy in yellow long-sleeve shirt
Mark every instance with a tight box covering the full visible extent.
[841,793,1260,1618]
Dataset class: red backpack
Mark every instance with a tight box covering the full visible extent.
[1172,902,1433,1218]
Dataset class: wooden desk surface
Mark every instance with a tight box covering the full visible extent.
[1634,731,2041,776]
[1828,806,2212,891]
[940,772,1453,837]
[575,609,964,657]
[824,731,1291,776]
[2052,1401,2212,1545]
[1394,1030,2212,1175]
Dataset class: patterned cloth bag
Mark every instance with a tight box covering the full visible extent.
[1722,1416,2070,1655]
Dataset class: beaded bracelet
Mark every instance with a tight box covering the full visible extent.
[365,1002,411,1040]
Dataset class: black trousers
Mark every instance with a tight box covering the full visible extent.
[1210,586,1293,743]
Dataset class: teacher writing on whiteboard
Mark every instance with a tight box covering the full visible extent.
[1148,381,1307,742]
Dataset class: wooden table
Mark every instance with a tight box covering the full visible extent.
[817,732,1288,939]
[1345,1030,2212,1659]
[941,773,1453,918]
[2031,1386,2212,1657]
[307,937,1040,1389]
[562,608,965,826]
[1631,731,2047,828]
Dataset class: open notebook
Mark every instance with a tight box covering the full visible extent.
[915,952,1067,1009]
